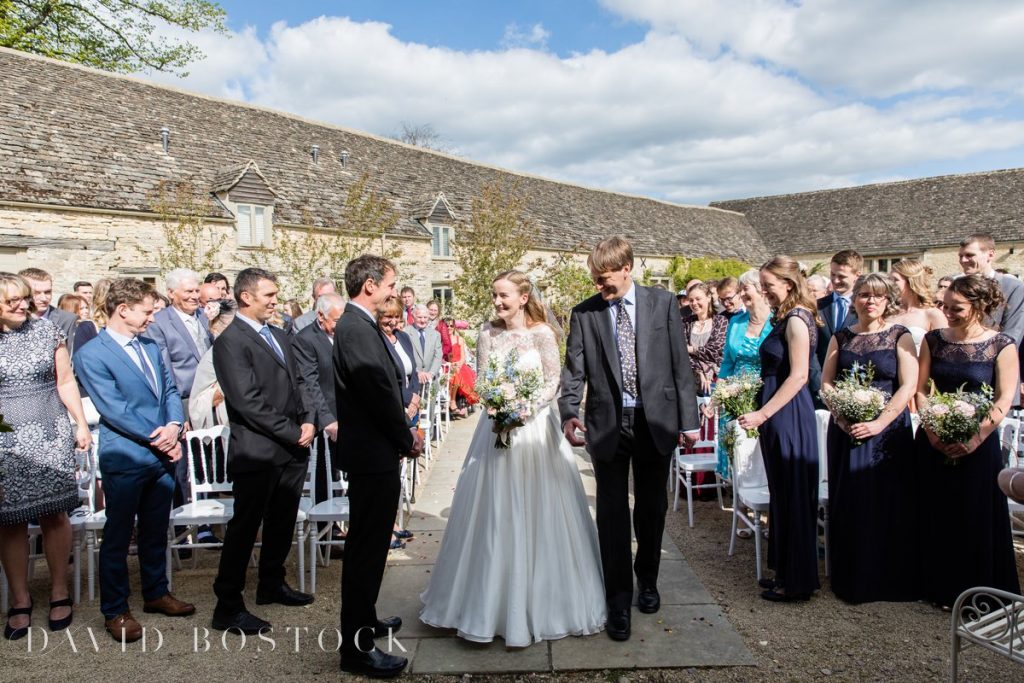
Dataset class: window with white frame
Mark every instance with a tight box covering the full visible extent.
[431,224,452,258]
[236,204,269,247]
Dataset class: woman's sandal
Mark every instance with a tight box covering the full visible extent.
[49,597,74,632]
[4,599,33,641]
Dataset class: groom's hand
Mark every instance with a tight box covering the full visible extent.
[563,417,587,446]
[680,430,699,449]
[409,427,424,457]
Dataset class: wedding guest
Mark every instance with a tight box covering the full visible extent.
[74,281,94,304]
[888,258,946,354]
[19,267,78,354]
[959,233,1024,345]
[934,275,954,313]
[680,282,727,396]
[188,302,237,429]
[0,273,92,640]
[57,293,88,321]
[806,274,831,302]
[738,256,820,602]
[447,319,474,418]
[426,299,453,361]
[204,272,232,302]
[816,251,862,368]
[400,286,417,326]
[291,277,336,334]
[715,270,773,480]
[716,277,744,320]
[377,298,422,428]
[676,289,691,317]
[73,278,111,353]
[153,293,169,311]
[821,274,918,603]
[74,278,195,642]
[914,274,1020,608]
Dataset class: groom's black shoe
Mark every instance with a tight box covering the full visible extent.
[340,647,408,678]
[373,616,402,638]
[607,609,631,641]
[637,584,661,614]
[255,582,314,606]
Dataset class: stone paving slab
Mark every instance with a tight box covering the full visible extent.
[411,636,552,674]
[550,604,755,670]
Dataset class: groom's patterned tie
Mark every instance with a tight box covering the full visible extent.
[616,299,638,396]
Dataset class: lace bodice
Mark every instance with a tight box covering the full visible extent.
[760,308,818,379]
[476,322,561,407]
[833,325,910,395]
[924,330,1015,394]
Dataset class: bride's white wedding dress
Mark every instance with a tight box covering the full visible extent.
[419,322,606,646]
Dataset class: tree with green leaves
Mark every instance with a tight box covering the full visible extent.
[664,254,752,291]
[150,179,227,275]
[243,175,402,301]
[531,245,595,329]
[452,182,537,326]
[0,0,227,75]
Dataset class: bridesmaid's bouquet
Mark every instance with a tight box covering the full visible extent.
[477,348,544,449]
[710,371,763,439]
[918,382,994,464]
[820,361,889,446]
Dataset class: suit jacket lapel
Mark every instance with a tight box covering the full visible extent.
[634,285,653,372]
[167,308,201,360]
[597,301,623,391]
[99,332,159,397]
[237,319,287,369]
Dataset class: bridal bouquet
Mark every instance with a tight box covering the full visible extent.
[918,382,994,464]
[477,348,544,449]
[710,371,763,439]
[819,361,889,446]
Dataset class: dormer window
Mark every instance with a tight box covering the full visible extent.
[236,203,269,247]
[431,224,452,258]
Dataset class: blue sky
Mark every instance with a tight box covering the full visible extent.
[155,1,1024,204]
[216,1,647,55]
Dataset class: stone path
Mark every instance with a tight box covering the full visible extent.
[377,414,755,674]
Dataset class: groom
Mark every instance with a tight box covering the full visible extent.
[334,255,423,677]
[560,236,700,641]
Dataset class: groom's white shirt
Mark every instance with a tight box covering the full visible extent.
[607,281,640,408]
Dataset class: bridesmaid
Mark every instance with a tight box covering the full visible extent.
[820,274,918,603]
[738,256,820,602]
[888,258,946,354]
[915,274,1020,608]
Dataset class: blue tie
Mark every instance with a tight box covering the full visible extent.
[419,330,426,352]
[128,338,157,393]
[835,296,848,330]
[259,325,285,362]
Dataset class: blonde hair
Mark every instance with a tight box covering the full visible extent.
[852,274,901,320]
[377,296,404,321]
[891,258,935,308]
[90,278,112,329]
[0,272,31,304]
[490,270,549,328]
[587,236,634,273]
[760,256,821,325]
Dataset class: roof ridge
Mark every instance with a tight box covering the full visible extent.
[714,167,1024,205]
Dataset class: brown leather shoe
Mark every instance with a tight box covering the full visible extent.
[143,593,196,617]
[105,612,143,642]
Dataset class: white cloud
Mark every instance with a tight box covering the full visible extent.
[150,11,1024,204]
[501,23,551,50]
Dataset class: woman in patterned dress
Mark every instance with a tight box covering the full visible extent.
[0,273,92,639]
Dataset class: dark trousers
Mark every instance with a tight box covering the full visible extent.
[212,457,307,616]
[591,407,672,612]
[341,470,400,656]
[99,461,175,618]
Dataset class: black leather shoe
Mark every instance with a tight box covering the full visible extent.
[372,616,402,638]
[607,608,631,641]
[340,647,408,678]
[637,585,660,614]
[757,577,778,590]
[760,589,810,603]
[255,582,314,606]
[211,610,271,635]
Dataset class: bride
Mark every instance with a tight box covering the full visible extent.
[419,270,606,646]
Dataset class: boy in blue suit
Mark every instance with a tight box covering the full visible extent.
[75,279,196,643]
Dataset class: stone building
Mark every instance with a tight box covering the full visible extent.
[713,169,1024,278]
[0,47,766,306]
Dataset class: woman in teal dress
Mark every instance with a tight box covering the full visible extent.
[716,269,773,478]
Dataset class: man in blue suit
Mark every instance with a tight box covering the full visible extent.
[144,268,218,547]
[75,278,196,643]
[811,250,862,400]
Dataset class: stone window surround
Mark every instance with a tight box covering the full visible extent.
[429,222,454,260]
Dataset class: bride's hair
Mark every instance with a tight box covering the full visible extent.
[491,270,549,328]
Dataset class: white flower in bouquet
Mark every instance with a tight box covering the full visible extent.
[819,361,889,446]
[918,382,994,464]
[477,348,545,449]
[711,371,763,440]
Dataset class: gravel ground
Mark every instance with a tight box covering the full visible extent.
[4,442,1023,682]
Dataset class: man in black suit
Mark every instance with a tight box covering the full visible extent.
[292,292,345,546]
[334,255,422,677]
[559,237,700,642]
[210,268,316,635]
[811,250,861,398]
[19,267,79,352]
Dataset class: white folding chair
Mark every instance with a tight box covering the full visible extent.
[437,363,451,440]
[727,421,770,580]
[306,450,348,594]
[1002,417,1023,538]
[673,398,725,527]
[166,426,234,589]
[815,409,831,577]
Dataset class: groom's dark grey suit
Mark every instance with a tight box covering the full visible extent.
[559,284,700,613]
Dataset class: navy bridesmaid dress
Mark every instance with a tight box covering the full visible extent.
[758,307,820,597]
[916,330,1020,607]
[826,325,917,603]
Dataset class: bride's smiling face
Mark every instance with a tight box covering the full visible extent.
[492,278,528,321]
